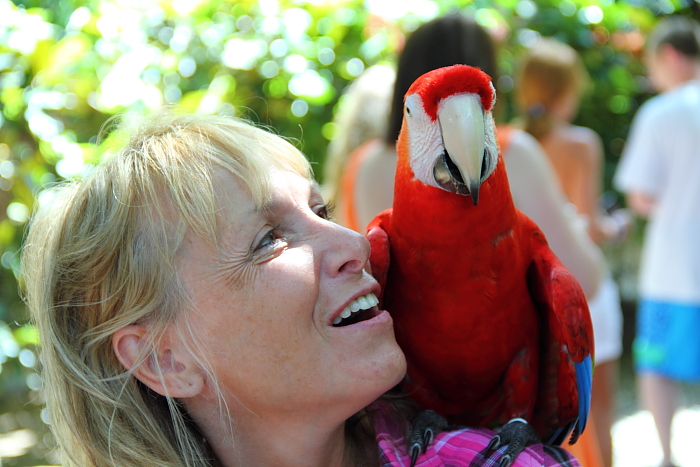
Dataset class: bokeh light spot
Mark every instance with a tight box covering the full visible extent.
[516,0,537,19]
[19,349,36,368]
[289,70,329,98]
[609,95,630,114]
[517,29,541,47]
[497,75,514,93]
[0,161,15,179]
[318,48,335,66]
[178,57,197,77]
[7,202,29,224]
[26,373,42,390]
[291,99,308,117]
[260,60,279,79]
[284,54,308,74]
[579,6,604,25]
[559,0,577,17]
[322,121,337,141]
[346,58,365,77]
[270,39,289,58]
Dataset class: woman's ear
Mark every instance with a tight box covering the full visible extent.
[112,325,205,398]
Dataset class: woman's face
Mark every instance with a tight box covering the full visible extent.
[178,168,406,424]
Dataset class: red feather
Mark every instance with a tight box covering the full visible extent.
[408,65,494,120]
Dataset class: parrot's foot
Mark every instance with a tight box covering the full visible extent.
[408,409,449,467]
[486,418,541,467]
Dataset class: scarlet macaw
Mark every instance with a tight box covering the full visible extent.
[367,65,593,463]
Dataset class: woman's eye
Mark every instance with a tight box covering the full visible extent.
[313,204,333,220]
[255,229,278,251]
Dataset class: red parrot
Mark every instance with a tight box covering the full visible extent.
[367,65,593,450]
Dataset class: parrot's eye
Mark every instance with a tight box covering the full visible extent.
[405,105,411,117]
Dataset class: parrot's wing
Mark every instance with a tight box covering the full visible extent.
[366,208,393,304]
[527,226,594,447]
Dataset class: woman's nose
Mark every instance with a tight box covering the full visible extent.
[322,223,371,278]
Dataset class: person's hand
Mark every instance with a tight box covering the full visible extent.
[603,208,634,244]
[627,191,655,218]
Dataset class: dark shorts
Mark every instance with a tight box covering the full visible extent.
[634,298,700,381]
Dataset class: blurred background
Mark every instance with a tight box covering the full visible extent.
[0,0,699,465]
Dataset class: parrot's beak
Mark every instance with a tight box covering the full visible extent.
[434,93,486,205]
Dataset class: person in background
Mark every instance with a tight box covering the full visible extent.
[515,37,633,467]
[614,16,700,467]
[323,64,395,230]
[22,111,580,467]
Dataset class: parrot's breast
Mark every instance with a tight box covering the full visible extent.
[386,198,541,425]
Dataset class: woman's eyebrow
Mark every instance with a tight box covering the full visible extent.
[239,178,317,223]
[309,180,325,202]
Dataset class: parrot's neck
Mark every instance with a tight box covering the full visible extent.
[393,153,517,247]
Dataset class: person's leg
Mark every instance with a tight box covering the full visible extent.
[591,359,618,467]
[635,299,700,467]
[638,372,678,467]
[586,276,623,467]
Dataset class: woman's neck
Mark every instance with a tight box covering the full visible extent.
[236,424,349,467]
[195,402,357,467]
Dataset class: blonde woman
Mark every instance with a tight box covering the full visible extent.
[517,38,632,467]
[21,112,579,466]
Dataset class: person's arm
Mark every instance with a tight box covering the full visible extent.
[563,131,600,226]
[626,190,656,218]
[505,130,605,299]
[564,128,631,244]
[614,99,664,218]
[567,130,606,243]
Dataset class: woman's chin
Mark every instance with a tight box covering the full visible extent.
[373,341,408,396]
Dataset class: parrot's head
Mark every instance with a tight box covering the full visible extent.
[401,65,499,205]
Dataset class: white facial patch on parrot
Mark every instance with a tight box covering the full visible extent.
[404,93,450,189]
[483,110,498,178]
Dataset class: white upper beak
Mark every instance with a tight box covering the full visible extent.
[437,93,486,205]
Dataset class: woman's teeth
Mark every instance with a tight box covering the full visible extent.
[333,293,379,326]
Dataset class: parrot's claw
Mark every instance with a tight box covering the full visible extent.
[408,410,449,467]
[499,453,515,467]
[409,444,420,467]
[486,418,540,467]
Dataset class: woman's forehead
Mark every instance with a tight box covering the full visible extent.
[213,169,316,224]
[260,170,318,212]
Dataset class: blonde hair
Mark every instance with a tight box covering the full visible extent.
[516,38,589,140]
[21,113,311,466]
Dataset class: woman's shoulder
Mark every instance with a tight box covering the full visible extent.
[377,425,580,467]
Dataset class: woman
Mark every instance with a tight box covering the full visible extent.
[516,38,632,467]
[22,112,578,466]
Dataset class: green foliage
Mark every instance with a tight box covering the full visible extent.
[0,0,698,464]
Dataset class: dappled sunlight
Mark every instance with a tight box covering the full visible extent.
[0,428,37,459]
[613,407,700,467]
